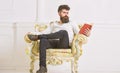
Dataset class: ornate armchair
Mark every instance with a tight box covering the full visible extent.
[24,24,88,73]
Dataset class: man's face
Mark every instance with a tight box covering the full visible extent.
[58,9,69,23]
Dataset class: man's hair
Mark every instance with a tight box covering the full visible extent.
[58,5,70,12]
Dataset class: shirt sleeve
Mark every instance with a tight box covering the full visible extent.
[71,22,80,34]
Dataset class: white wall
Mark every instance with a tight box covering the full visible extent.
[0,0,120,72]
[79,24,120,71]
[1,0,120,23]
[39,0,120,23]
[0,0,36,22]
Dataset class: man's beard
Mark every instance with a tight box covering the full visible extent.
[60,16,69,23]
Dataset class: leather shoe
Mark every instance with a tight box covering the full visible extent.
[36,66,47,73]
[27,34,38,41]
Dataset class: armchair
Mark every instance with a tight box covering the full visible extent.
[24,23,88,73]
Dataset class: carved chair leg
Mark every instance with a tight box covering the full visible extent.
[74,60,78,73]
[30,55,35,73]
[71,59,75,73]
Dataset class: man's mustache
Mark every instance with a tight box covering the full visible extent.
[63,16,69,18]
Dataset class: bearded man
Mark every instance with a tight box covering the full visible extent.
[27,5,90,73]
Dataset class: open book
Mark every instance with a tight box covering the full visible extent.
[79,23,92,36]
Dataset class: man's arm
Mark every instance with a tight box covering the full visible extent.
[71,22,80,34]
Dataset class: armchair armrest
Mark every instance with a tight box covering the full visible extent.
[72,34,87,60]
[24,33,39,56]
[24,23,50,56]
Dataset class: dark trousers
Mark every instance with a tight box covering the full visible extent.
[38,30,69,67]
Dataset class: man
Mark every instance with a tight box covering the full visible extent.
[28,5,90,73]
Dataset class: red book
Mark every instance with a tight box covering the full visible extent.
[79,23,92,36]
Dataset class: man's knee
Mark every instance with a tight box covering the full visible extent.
[59,30,68,35]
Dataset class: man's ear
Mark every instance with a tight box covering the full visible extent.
[58,12,60,16]
[58,11,62,16]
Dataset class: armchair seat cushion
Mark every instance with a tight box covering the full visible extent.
[46,49,73,57]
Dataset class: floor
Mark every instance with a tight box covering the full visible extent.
[0,63,119,73]
[0,69,120,73]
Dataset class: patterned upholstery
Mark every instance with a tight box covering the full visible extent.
[24,24,88,73]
